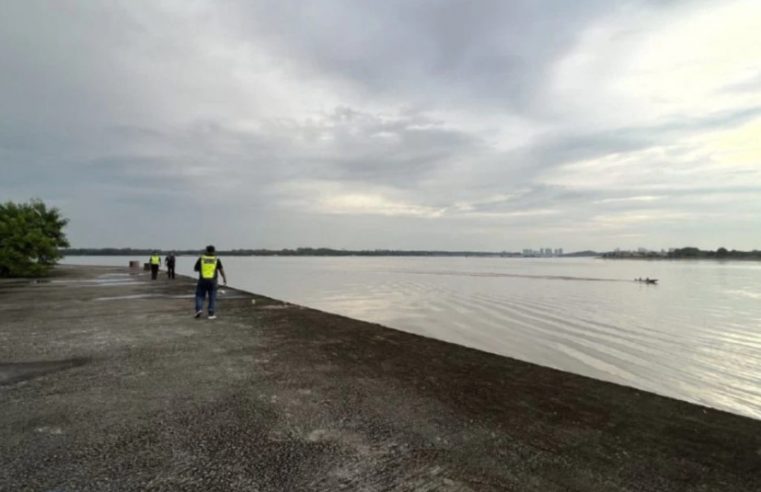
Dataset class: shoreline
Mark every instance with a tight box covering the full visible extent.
[2,265,761,490]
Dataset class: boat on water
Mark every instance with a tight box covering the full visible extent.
[635,277,658,284]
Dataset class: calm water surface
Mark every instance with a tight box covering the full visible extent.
[64,256,761,419]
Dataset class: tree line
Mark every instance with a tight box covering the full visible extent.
[62,247,524,258]
[602,247,761,260]
[667,247,761,259]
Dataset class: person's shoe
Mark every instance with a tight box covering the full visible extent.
[208,314,217,320]
[194,311,203,318]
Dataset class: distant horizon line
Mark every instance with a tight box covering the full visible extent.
[61,246,761,258]
[61,246,594,257]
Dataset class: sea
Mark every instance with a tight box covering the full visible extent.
[63,255,761,420]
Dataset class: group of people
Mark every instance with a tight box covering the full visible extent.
[148,245,228,320]
[148,252,177,280]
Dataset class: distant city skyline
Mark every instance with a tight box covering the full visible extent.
[2,1,760,251]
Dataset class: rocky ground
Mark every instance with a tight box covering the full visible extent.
[1,265,760,491]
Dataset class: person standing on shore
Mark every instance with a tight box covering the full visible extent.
[149,251,161,280]
[165,251,176,279]
[194,245,227,319]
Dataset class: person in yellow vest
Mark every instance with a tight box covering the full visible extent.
[194,245,227,319]
[149,251,161,280]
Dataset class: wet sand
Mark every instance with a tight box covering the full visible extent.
[1,265,760,491]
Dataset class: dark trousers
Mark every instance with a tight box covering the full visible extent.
[150,264,159,280]
[167,264,175,279]
[195,280,217,314]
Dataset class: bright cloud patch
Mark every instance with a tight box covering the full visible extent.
[320,193,444,217]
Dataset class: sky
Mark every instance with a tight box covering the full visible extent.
[1,0,760,252]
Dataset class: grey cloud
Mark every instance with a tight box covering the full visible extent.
[499,105,761,181]
[299,108,481,184]
[720,71,761,94]
[96,108,483,189]
[2,0,758,251]
[629,106,761,136]
[225,0,706,114]
[224,1,617,111]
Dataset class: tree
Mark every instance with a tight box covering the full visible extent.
[673,247,701,258]
[0,199,69,277]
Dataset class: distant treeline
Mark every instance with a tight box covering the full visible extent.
[667,247,761,259]
[562,250,599,257]
[602,247,761,260]
[65,247,760,259]
[61,247,525,257]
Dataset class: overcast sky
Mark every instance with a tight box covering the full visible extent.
[2,1,760,251]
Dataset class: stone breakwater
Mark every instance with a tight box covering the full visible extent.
[1,265,760,491]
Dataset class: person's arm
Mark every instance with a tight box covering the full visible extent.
[219,266,227,285]
[194,258,200,272]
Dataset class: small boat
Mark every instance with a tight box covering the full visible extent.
[635,277,658,284]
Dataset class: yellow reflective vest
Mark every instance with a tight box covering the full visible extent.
[150,255,161,265]
[200,255,218,280]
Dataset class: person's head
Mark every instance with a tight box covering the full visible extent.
[205,245,215,255]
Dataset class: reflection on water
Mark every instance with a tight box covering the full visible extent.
[65,256,761,420]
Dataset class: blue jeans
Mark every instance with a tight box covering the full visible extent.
[195,280,217,314]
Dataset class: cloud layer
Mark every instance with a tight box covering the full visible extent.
[2,0,760,250]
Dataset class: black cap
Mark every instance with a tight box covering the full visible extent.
[205,245,215,254]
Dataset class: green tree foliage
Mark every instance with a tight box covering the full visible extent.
[663,247,761,260]
[674,247,701,257]
[0,199,69,277]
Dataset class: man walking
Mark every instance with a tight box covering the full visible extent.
[194,245,227,319]
[149,251,161,280]
[165,251,176,279]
